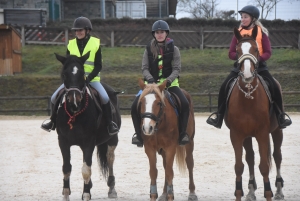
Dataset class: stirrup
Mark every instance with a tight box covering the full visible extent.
[278,113,292,129]
[41,119,55,132]
[108,121,119,136]
[132,133,143,147]
[178,132,189,146]
[206,112,222,128]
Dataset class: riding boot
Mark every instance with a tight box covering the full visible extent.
[178,111,190,146]
[274,102,292,129]
[131,96,143,147]
[206,102,225,129]
[41,103,57,132]
[102,101,119,135]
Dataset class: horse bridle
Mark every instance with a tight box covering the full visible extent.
[236,38,260,99]
[63,85,89,129]
[140,93,165,132]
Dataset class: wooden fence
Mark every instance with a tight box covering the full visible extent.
[1,91,300,115]
[15,26,300,49]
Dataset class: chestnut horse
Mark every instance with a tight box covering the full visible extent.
[137,78,198,201]
[224,26,285,201]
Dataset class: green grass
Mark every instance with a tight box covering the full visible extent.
[2,45,299,115]
[21,45,300,76]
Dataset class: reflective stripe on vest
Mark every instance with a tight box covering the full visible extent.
[67,37,100,82]
[239,26,263,56]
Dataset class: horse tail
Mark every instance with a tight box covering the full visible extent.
[268,135,273,171]
[96,143,109,179]
[175,146,187,175]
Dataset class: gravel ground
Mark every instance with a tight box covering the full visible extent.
[0,113,299,201]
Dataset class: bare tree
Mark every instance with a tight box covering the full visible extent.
[177,0,220,19]
[249,0,282,19]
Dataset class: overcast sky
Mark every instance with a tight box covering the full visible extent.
[176,0,300,21]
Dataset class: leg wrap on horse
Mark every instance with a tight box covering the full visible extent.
[107,176,115,187]
[264,181,273,198]
[167,185,174,195]
[83,183,91,193]
[234,180,244,196]
[275,177,284,188]
[248,177,257,190]
[150,184,158,198]
[63,179,70,188]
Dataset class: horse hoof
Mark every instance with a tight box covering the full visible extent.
[108,188,117,198]
[245,194,256,201]
[82,192,91,201]
[158,193,167,201]
[274,192,285,200]
[188,192,198,201]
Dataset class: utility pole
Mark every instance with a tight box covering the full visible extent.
[236,0,238,20]
[101,0,106,19]
[159,0,161,18]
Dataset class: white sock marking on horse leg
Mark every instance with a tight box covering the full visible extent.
[82,162,91,184]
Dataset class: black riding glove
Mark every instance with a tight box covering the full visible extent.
[166,81,171,88]
[147,78,155,84]
[85,76,91,85]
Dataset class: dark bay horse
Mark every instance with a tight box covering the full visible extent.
[137,78,198,201]
[224,26,285,201]
[54,52,121,201]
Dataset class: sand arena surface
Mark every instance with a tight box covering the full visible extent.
[0,113,299,201]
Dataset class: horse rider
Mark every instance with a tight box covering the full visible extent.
[131,20,190,147]
[206,5,292,129]
[41,16,119,135]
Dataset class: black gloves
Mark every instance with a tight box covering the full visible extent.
[147,78,155,84]
[166,80,171,88]
[85,76,91,85]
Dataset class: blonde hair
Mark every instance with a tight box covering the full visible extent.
[150,39,168,60]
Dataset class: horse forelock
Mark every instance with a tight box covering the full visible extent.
[139,84,165,106]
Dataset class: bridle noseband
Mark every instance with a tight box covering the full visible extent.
[140,93,165,132]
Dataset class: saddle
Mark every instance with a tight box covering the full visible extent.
[164,90,180,117]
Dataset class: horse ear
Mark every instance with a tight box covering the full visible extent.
[81,51,90,64]
[159,80,167,92]
[54,53,66,65]
[138,78,146,89]
[252,25,258,40]
[234,27,242,41]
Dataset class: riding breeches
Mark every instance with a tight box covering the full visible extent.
[258,70,284,113]
[51,82,110,105]
[168,86,190,133]
[217,71,239,114]
[131,95,141,135]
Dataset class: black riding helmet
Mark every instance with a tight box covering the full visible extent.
[72,16,93,30]
[152,20,170,37]
[238,5,260,19]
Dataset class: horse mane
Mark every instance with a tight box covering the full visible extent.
[139,84,165,106]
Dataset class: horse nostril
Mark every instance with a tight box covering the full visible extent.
[149,126,153,133]
[142,125,146,133]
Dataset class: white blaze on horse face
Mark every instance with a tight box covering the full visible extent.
[143,94,156,135]
[241,42,252,79]
[72,66,78,75]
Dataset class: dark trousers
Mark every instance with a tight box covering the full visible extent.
[217,70,284,115]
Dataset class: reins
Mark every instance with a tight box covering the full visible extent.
[64,90,89,129]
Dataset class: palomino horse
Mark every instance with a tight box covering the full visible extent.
[224,26,285,201]
[54,52,121,201]
[137,78,198,201]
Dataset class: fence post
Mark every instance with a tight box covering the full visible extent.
[65,28,68,46]
[298,32,300,49]
[200,26,203,50]
[47,97,51,116]
[111,30,114,47]
[208,92,212,112]
[21,26,25,47]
